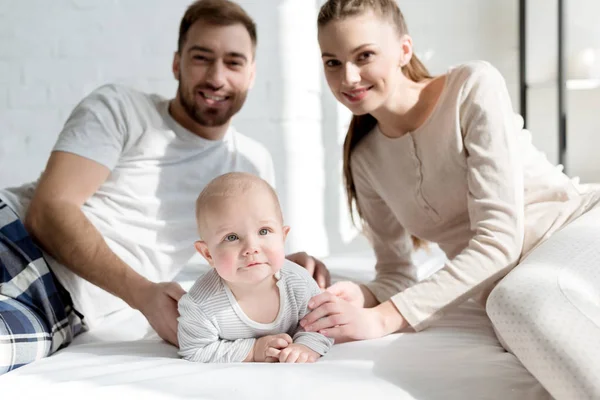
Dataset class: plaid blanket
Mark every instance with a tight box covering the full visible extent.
[0,199,83,374]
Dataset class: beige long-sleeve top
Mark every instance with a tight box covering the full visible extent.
[354,61,600,331]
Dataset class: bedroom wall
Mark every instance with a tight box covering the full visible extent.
[1,0,598,257]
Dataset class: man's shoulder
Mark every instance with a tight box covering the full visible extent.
[229,128,275,186]
[230,129,270,157]
[55,83,168,164]
[85,83,165,109]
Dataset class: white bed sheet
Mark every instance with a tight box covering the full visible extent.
[1,251,551,400]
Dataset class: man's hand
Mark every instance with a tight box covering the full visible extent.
[251,333,293,362]
[279,343,320,364]
[286,252,330,289]
[132,281,186,346]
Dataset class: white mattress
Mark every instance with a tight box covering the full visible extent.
[1,250,551,400]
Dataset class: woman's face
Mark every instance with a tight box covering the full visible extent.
[318,11,409,115]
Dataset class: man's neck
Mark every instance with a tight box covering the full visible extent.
[168,99,229,141]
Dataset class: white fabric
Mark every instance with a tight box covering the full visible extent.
[488,205,600,399]
[0,251,550,400]
[178,260,333,362]
[0,84,275,328]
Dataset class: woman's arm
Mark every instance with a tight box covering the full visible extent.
[299,156,416,341]
[352,155,419,304]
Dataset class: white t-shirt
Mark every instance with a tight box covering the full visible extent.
[0,84,275,327]
[178,260,334,363]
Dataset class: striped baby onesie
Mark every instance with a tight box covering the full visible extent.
[177,260,334,363]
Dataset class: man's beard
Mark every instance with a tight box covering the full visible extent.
[178,78,247,128]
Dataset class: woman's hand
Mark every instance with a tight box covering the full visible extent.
[325,281,365,307]
[300,292,408,343]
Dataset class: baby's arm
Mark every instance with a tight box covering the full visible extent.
[178,293,255,363]
[291,278,335,358]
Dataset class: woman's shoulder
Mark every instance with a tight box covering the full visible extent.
[448,60,507,91]
[448,60,500,78]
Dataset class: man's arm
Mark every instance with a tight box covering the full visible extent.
[25,151,184,345]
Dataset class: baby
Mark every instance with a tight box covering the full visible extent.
[178,172,333,363]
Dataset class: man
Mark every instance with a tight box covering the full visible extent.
[0,0,329,374]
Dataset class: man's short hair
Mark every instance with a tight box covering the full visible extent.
[177,0,257,53]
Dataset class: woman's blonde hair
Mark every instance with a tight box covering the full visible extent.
[318,0,431,249]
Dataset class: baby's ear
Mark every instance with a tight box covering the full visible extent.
[194,241,214,266]
[282,226,291,240]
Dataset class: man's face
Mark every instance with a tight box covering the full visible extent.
[173,21,256,127]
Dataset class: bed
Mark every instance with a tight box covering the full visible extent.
[1,249,551,400]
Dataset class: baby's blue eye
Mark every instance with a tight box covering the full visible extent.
[259,228,269,235]
[225,234,238,242]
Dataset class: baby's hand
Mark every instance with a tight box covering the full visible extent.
[252,333,293,362]
[279,343,320,364]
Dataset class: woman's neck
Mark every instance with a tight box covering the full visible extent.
[373,74,446,138]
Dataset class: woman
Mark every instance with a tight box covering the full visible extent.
[300,0,600,398]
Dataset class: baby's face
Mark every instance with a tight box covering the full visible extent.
[198,189,289,286]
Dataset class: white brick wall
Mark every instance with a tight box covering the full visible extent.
[0,0,190,189]
[2,0,598,256]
